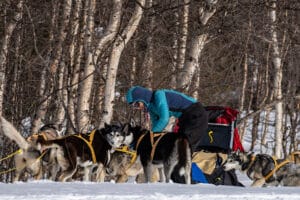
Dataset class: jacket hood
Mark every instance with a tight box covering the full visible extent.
[126,86,153,106]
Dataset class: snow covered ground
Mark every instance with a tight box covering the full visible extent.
[0,177,299,200]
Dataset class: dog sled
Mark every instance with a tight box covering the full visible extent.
[190,106,244,186]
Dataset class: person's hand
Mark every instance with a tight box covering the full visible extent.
[132,102,144,110]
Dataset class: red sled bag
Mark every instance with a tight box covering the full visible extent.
[195,106,244,153]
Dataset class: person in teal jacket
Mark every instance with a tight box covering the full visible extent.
[126,86,208,152]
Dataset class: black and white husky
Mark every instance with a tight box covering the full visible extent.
[223,151,300,187]
[121,123,192,184]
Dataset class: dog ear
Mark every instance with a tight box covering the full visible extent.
[122,123,130,135]
[104,122,109,129]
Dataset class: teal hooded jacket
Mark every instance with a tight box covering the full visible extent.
[126,86,197,132]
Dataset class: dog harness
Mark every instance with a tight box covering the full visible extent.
[115,145,137,164]
[248,154,292,182]
[134,131,167,162]
[264,157,291,181]
[73,130,97,163]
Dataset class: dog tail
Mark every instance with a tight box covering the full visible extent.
[35,135,61,151]
[177,138,192,184]
[0,116,29,150]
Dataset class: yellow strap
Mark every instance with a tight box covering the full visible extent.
[290,151,300,162]
[0,149,22,162]
[0,167,17,175]
[73,130,97,163]
[265,157,291,181]
[115,146,137,164]
[135,132,147,152]
[0,149,48,175]
[150,132,167,161]
[135,131,167,162]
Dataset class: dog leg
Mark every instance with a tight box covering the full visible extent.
[49,162,60,181]
[13,153,26,182]
[33,165,43,180]
[116,174,129,183]
[184,146,192,184]
[157,167,165,182]
[14,170,22,182]
[95,163,106,182]
[58,166,78,182]
[251,178,266,187]
[143,164,154,183]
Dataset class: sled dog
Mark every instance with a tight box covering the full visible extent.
[223,151,300,187]
[35,123,127,182]
[121,123,192,184]
[106,149,160,183]
[0,117,60,181]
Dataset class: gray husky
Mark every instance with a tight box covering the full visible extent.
[223,151,300,187]
[0,117,60,181]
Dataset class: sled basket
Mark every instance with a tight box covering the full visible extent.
[195,106,244,153]
[196,123,234,152]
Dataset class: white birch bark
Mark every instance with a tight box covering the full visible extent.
[170,9,179,89]
[100,0,145,128]
[179,34,207,93]
[31,68,48,133]
[67,0,83,133]
[93,0,123,120]
[0,0,24,116]
[49,0,72,75]
[77,0,96,133]
[270,0,283,158]
[130,40,137,86]
[178,0,217,92]
[141,0,154,89]
[55,61,67,128]
[93,0,123,64]
[176,0,190,90]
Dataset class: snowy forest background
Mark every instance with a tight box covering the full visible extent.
[0,0,299,183]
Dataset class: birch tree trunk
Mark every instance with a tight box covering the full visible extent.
[270,0,283,158]
[0,0,24,116]
[31,67,48,133]
[130,40,137,86]
[77,0,96,133]
[177,0,217,93]
[176,0,189,90]
[67,0,83,133]
[93,0,123,64]
[94,0,122,120]
[141,0,154,89]
[55,61,67,129]
[179,34,207,93]
[170,8,179,89]
[100,0,145,128]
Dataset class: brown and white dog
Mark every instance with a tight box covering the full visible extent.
[35,123,128,182]
[223,151,300,187]
[0,117,60,181]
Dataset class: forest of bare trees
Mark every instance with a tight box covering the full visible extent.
[0,0,299,177]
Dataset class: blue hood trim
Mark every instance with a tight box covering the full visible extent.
[126,86,153,106]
